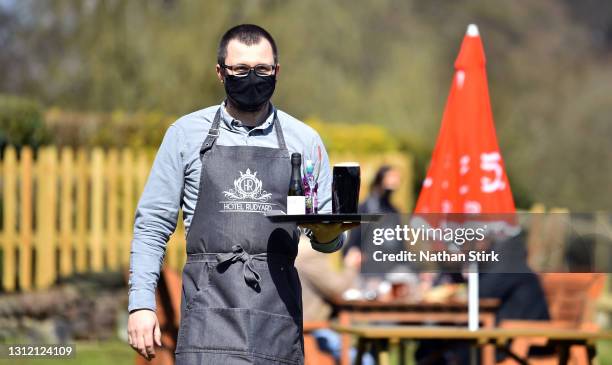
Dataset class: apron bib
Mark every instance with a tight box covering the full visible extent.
[175,108,304,365]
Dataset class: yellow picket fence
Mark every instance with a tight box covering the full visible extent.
[0,145,413,293]
[0,145,185,292]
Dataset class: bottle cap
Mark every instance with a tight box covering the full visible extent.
[291,153,301,165]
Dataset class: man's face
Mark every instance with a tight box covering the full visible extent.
[216,38,279,81]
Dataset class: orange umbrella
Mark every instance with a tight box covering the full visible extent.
[414,24,515,215]
[413,24,516,332]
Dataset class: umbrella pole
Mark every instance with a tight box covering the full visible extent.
[468,269,479,331]
[468,265,479,365]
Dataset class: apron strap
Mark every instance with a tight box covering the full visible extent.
[199,105,288,157]
[272,110,288,151]
[199,108,223,157]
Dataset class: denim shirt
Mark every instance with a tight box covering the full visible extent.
[128,101,343,312]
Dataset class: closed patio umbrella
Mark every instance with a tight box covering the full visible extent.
[413,24,516,335]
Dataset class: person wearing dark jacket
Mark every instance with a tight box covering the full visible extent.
[344,165,402,267]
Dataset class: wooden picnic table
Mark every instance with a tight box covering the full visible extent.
[331,324,612,365]
[332,298,500,365]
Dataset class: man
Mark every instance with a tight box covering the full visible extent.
[127,24,356,364]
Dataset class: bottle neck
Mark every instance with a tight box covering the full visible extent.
[291,164,301,179]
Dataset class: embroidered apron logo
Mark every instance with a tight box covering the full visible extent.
[220,169,276,213]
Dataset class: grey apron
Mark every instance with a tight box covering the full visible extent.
[175,107,304,364]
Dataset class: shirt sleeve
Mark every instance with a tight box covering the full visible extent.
[128,123,185,313]
[306,132,344,253]
[310,232,345,253]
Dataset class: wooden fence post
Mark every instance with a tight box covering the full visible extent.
[2,146,17,291]
[59,147,74,277]
[75,148,88,273]
[90,147,104,272]
[106,148,119,270]
[35,147,58,289]
[19,147,34,291]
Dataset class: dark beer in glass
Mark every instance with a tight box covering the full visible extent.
[332,162,360,213]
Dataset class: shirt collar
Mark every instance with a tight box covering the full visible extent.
[219,100,276,133]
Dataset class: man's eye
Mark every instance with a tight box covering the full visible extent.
[255,65,273,74]
[234,66,250,74]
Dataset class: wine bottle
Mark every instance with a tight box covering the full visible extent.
[287,153,305,214]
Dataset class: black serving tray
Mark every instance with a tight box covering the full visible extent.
[265,210,383,224]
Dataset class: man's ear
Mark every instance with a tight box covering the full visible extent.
[216,64,224,83]
[275,63,281,79]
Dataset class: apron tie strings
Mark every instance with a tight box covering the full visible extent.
[215,244,266,289]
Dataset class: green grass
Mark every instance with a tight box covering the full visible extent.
[599,340,612,364]
[0,340,134,365]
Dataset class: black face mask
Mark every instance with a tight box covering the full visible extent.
[224,70,276,112]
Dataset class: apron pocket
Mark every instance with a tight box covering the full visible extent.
[176,307,249,354]
[181,261,212,311]
[249,309,302,363]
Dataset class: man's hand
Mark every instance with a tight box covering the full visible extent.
[300,222,360,244]
[127,309,162,360]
